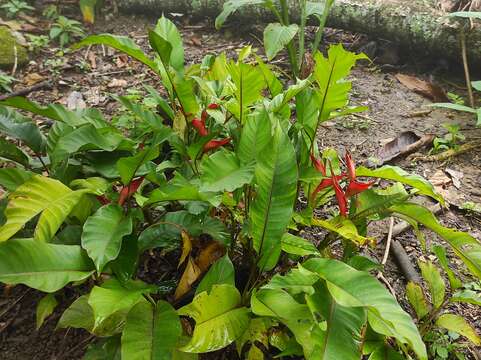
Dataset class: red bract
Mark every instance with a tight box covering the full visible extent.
[345,151,356,181]
[201,110,208,122]
[345,180,375,198]
[203,138,231,152]
[208,103,219,109]
[310,153,326,175]
[96,195,111,205]
[329,162,348,217]
[192,118,208,137]
[118,177,144,206]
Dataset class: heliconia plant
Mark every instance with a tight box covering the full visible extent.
[0,16,480,360]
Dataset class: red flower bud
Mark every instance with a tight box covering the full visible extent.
[201,110,208,122]
[192,118,208,137]
[329,162,348,217]
[203,137,231,152]
[310,153,326,175]
[208,103,219,110]
[118,177,144,206]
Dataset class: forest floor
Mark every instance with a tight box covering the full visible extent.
[0,8,481,360]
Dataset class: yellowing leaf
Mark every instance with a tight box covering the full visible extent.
[178,230,192,268]
[174,257,201,300]
[436,313,481,346]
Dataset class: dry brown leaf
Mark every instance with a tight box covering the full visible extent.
[107,78,128,88]
[87,51,97,69]
[196,241,225,272]
[178,230,192,268]
[174,256,201,300]
[395,73,449,102]
[23,73,45,86]
[190,36,202,47]
[115,54,129,68]
[66,91,86,110]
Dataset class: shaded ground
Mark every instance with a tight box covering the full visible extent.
[1,8,481,360]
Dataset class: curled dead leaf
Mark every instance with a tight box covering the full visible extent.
[174,257,201,300]
[395,73,449,102]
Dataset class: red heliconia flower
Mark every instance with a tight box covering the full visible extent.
[345,151,356,181]
[96,195,111,205]
[118,177,144,206]
[192,118,208,137]
[208,103,220,110]
[345,180,375,198]
[203,137,231,152]
[329,162,348,217]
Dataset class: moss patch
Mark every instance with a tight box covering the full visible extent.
[0,26,28,70]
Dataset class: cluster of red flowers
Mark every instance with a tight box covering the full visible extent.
[96,176,144,207]
[191,103,231,152]
[310,151,374,216]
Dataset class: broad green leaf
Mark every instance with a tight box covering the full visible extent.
[251,288,312,321]
[122,300,181,360]
[196,254,235,295]
[303,258,427,360]
[83,336,121,360]
[0,106,46,152]
[110,235,139,283]
[0,175,90,242]
[250,119,298,271]
[436,313,481,345]
[432,245,462,290]
[148,30,173,71]
[311,216,372,245]
[36,293,58,329]
[263,264,318,295]
[200,149,255,192]
[70,177,110,195]
[236,318,273,359]
[448,11,481,19]
[0,137,30,166]
[313,44,368,123]
[117,146,159,185]
[451,290,481,306]
[81,204,133,273]
[306,282,366,360]
[406,282,430,319]
[296,88,320,142]
[237,108,271,165]
[281,233,320,256]
[73,34,158,74]
[0,239,94,292]
[390,203,481,280]
[368,345,404,360]
[263,23,298,60]
[255,55,283,97]
[58,295,95,331]
[356,165,444,204]
[154,15,184,73]
[419,261,445,309]
[88,279,156,328]
[0,168,32,191]
[472,80,481,91]
[215,0,266,29]
[178,284,250,353]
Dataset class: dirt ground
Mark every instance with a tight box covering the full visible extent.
[0,8,480,360]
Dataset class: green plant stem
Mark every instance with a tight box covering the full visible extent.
[298,0,307,66]
[419,299,450,337]
[460,27,475,108]
[36,153,50,175]
[279,0,299,77]
[311,0,332,52]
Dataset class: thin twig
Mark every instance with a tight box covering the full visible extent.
[381,217,395,265]
[0,81,52,101]
[460,27,475,108]
[0,289,30,319]
[11,44,17,76]
[377,272,397,298]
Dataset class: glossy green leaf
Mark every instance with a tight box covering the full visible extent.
[263,23,298,60]
[390,203,481,280]
[311,216,372,245]
[0,168,32,191]
[0,175,90,242]
[368,345,404,360]
[122,300,181,360]
[83,336,121,360]
[0,239,94,292]
[81,204,133,273]
[255,55,283,97]
[406,282,430,319]
[178,284,249,353]
[264,264,319,295]
[303,258,427,360]
[451,290,481,306]
[73,34,158,74]
[250,119,298,271]
[154,15,184,73]
[0,105,45,152]
[117,146,159,185]
[70,177,110,195]
[296,88,320,142]
[419,261,445,309]
[196,254,235,295]
[436,313,480,345]
[57,295,95,331]
[215,0,265,29]
[281,233,320,256]
[356,165,443,204]
[237,108,271,165]
[236,318,273,358]
[432,245,462,290]
[200,149,255,192]
[251,288,311,321]
[431,102,477,113]
[36,293,58,329]
[0,137,30,166]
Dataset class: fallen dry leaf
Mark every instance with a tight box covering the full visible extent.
[23,73,45,86]
[115,54,129,68]
[174,256,201,300]
[445,168,463,189]
[395,73,449,102]
[87,51,97,69]
[107,78,128,88]
[196,241,225,272]
[190,36,202,47]
[84,86,105,106]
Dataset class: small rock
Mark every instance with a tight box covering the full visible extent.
[66,91,86,110]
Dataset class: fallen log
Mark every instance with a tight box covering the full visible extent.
[117,0,481,64]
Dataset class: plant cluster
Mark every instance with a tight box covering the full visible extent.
[49,15,86,47]
[0,71,16,92]
[0,0,33,18]
[0,15,480,360]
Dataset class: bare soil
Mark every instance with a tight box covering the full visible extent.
[1,8,480,360]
